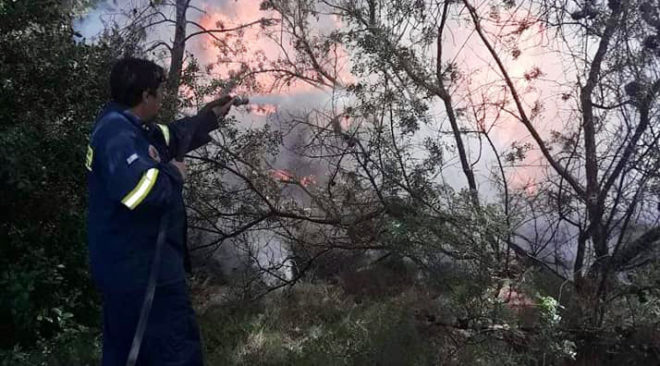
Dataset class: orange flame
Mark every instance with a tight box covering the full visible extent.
[270,169,294,182]
[270,170,317,187]
[497,286,536,309]
[300,175,317,187]
[194,0,353,95]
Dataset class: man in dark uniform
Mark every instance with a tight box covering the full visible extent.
[86,58,233,365]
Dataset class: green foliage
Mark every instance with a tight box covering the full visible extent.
[0,0,121,350]
[197,279,577,365]
[1,326,101,366]
[199,284,430,366]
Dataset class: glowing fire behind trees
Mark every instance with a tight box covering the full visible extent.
[114,0,660,333]
[251,0,660,309]
[269,169,317,187]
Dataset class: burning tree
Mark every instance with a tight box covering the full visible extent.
[245,0,660,361]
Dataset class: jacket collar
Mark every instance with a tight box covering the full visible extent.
[101,102,146,130]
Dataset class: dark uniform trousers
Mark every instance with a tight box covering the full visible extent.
[101,281,203,366]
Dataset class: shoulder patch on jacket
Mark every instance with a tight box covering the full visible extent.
[126,153,139,165]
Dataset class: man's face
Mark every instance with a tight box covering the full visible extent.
[142,82,165,120]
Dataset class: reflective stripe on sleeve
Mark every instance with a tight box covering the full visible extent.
[85,145,94,171]
[121,168,159,210]
[157,124,170,146]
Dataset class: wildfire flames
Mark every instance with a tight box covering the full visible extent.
[497,285,535,309]
[270,169,316,187]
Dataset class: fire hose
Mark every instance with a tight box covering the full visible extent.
[125,213,168,366]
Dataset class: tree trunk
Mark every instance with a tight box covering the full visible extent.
[164,0,188,120]
[437,8,479,207]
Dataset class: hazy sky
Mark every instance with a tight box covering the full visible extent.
[74,0,579,196]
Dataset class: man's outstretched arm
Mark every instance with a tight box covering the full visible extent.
[165,96,236,161]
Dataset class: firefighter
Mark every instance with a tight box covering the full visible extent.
[86,58,233,365]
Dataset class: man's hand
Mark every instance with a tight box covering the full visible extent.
[148,145,161,163]
[200,95,234,118]
[171,160,186,181]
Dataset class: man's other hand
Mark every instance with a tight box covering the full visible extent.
[171,160,186,181]
[201,95,234,118]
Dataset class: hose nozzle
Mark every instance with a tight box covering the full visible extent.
[232,97,250,106]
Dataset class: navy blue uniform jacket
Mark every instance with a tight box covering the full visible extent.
[86,102,217,293]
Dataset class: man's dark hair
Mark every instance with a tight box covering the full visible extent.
[110,58,166,107]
